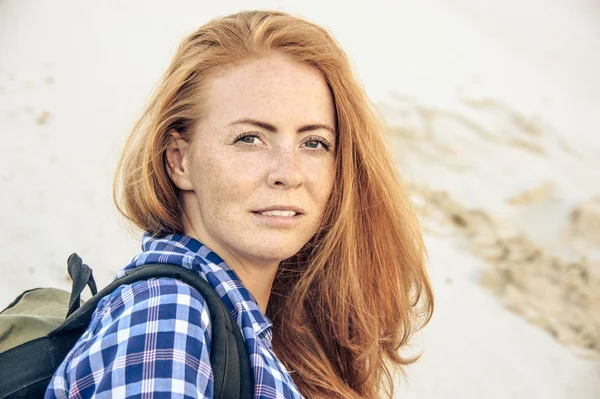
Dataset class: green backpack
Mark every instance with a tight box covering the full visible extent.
[0,254,252,399]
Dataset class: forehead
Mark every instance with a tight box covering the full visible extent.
[203,55,335,126]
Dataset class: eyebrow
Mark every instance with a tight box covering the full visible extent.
[228,118,336,135]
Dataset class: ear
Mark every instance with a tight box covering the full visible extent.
[165,129,194,191]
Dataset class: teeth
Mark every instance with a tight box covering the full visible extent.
[259,210,297,217]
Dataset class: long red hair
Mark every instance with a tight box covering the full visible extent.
[113,10,433,398]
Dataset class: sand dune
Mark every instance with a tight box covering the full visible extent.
[410,184,600,357]
[383,91,600,359]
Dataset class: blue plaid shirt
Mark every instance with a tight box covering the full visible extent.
[45,233,304,398]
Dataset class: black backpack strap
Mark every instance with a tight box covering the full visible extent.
[0,262,252,399]
[66,253,98,318]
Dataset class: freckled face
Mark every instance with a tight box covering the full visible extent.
[183,55,336,266]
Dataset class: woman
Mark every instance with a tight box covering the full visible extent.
[46,10,433,399]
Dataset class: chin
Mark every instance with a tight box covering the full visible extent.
[248,237,306,263]
[254,246,301,263]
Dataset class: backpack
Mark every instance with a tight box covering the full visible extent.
[0,253,253,399]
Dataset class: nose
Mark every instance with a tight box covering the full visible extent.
[267,147,304,189]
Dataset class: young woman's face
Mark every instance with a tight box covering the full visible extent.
[173,54,336,267]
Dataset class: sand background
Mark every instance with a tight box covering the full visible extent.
[1,1,599,397]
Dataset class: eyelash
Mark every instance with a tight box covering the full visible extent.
[234,132,333,151]
[234,132,261,144]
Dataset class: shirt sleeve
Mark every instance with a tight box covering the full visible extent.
[44,277,214,399]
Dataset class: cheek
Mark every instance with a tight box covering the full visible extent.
[307,157,336,207]
[193,149,262,208]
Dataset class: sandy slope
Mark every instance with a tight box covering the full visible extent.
[383,96,600,397]
[1,1,598,397]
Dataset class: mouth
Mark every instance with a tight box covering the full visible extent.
[251,207,304,227]
[252,210,299,217]
[252,206,304,217]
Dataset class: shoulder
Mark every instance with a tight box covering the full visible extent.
[85,277,214,348]
[96,277,211,329]
[46,277,215,398]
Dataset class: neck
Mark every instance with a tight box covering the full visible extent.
[186,231,278,313]
[227,261,278,313]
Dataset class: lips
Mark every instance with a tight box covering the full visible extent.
[257,210,297,217]
[251,206,304,228]
[252,205,304,216]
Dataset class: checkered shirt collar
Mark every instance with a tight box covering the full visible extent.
[121,232,273,338]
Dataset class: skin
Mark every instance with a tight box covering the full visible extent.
[165,54,336,312]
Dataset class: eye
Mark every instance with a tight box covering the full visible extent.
[234,132,263,145]
[303,136,332,151]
